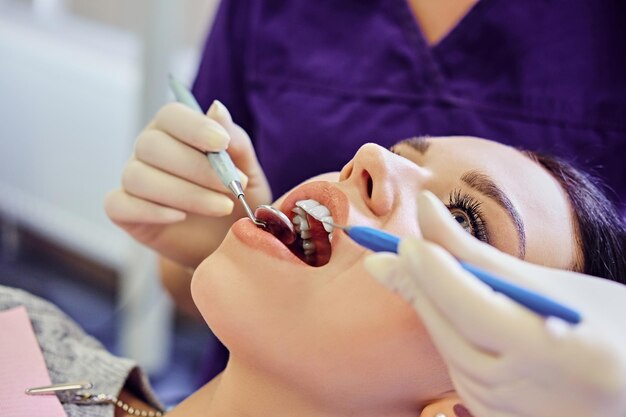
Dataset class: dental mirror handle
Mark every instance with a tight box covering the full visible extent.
[168,75,265,227]
[343,225,582,325]
[168,75,242,195]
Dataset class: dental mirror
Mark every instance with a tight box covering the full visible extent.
[254,205,297,245]
[168,76,296,247]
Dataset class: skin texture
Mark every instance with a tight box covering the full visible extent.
[173,137,578,417]
[407,0,479,45]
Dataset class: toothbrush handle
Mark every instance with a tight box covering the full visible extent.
[168,75,240,190]
[345,226,581,324]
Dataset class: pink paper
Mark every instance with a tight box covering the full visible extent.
[0,306,68,417]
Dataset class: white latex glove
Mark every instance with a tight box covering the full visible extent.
[105,100,271,268]
[365,191,626,417]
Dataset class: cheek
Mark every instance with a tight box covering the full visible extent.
[191,241,323,366]
[286,273,452,400]
[192,249,452,401]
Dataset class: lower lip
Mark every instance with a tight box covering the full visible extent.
[231,218,304,265]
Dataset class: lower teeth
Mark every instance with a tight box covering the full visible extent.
[302,239,315,253]
[291,204,334,263]
[292,214,317,255]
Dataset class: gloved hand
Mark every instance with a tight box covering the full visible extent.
[105,100,271,268]
[364,191,626,417]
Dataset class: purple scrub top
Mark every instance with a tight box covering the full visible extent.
[194,0,626,210]
[192,0,626,382]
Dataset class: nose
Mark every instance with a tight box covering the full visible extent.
[339,143,430,217]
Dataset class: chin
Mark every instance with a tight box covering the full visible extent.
[190,179,452,403]
[190,180,358,337]
[191,227,453,407]
[190,226,321,359]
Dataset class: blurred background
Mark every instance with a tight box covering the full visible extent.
[0,0,220,406]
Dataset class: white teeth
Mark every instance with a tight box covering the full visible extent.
[292,214,302,233]
[303,238,316,256]
[295,199,320,212]
[291,207,306,217]
[308,204,331,220]
[290,199,336,259]
[298,216,310,231]
[321,216,335,233]
[292,214,313,239]
[292,214,309,231]
[294,199,335,232]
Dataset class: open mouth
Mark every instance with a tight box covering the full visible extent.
[285,199,335,267]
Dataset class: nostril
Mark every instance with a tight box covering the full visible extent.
[364,171,373,199]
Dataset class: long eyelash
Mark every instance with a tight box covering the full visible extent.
[447,189,490,243]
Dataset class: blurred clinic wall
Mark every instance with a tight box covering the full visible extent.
[0,0,219,370]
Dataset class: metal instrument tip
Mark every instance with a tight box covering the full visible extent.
[321,220,347,230]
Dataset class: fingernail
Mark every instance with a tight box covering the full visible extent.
[453,404,474,417]
[419,190,463,231]
[208,99,232,123]
[201,122,230,150]
[419,190,450,219]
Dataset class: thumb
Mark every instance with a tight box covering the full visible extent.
[364,253,421,305]
[207,99,233,126]
[207,100,269,192]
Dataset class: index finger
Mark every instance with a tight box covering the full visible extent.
[400,238,544,354]
[153,102,230,152]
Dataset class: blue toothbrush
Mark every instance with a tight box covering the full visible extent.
[334,224,582,325]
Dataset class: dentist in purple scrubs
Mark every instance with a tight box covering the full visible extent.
[192,0,626,202]
[105,0,626,413]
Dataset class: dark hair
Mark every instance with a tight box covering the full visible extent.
[524,151,626,285]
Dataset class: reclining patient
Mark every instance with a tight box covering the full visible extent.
[166,136,626,417]
[4,135,625,417]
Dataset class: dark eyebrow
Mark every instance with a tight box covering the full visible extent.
[392,136,431,155]
[461,170,527,259]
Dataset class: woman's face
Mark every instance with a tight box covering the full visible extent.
[191,137,578,409]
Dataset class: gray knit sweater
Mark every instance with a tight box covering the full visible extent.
[0,285,164,417]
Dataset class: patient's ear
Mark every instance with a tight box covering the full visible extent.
[420,394,474,417]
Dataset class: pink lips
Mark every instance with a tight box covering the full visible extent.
[231,218,301,264]
[231,181,350,265]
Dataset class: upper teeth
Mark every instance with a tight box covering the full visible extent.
[290,199,334,260]
[294,199,335,233]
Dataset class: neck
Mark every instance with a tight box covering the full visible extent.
[168,358,421,417]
